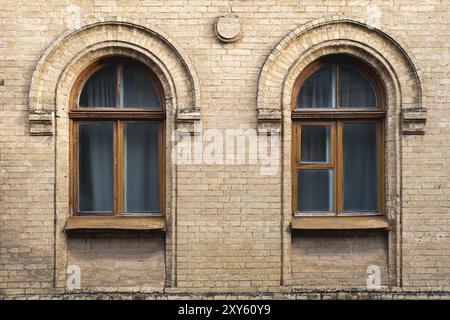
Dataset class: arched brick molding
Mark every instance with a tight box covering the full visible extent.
[29,21,201,135]
[256,16,425,288]
[28,21,201,291]
[256,15,425,133]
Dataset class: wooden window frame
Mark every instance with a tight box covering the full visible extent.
[293,121,337,216]
[292,119,384,217]
[67,57,166,229]
[71,57,164,111]
[291,55,387,228]
[292,55,385,112]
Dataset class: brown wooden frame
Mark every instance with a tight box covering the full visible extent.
[70,56,165,111]
[292,121,337,216]
[292,55,385,219]
[69,57,165,219]
[291,55,385,113]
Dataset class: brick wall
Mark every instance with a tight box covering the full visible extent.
[1,0,450,298]
[291,231,388,287]
[67,233,165,291]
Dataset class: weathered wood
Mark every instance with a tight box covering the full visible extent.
[69,111,166,119]
[291,216,389,230]
[292,110,386,119]
[65,216,166,231]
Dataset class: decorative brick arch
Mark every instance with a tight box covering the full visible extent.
[256,16,425,134]
[29,21,201,135]
[29,21,202,290]
[261,16,426,288]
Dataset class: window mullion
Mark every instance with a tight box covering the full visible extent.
[116,120,124,215]
[336,120,343,216]
[292,122,301,213]
[113,121,118,215]
[295,123,301,165]
[377,121,384,214]
[116,65,120,108]
[158,122,165,215]
[335,64,339,109]
[72,121,78,215]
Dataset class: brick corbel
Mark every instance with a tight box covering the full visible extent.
[29,110,54,136]
[176,107,201,135]
[401,107,427,135]
[257,108,281,135]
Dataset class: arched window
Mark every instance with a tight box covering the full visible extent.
[292,55,385,216]
[70,57,165,216]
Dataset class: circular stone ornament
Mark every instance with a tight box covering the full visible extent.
[214,14,242,43]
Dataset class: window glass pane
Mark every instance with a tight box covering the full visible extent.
[297,169,333,212]
[122,63,160,109]
[79,65,117,108]
[339,66,377,108]
[124,123,159,213]
[78,123,113,212]
[301,125,330,163]
[296,65,336,109]
[343,123,377,211]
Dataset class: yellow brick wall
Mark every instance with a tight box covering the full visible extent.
[1,0,449,298]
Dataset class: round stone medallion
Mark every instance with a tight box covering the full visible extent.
[214,14,242,43]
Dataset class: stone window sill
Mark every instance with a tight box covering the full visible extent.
[65,215,166,233]
[291,215,389,231]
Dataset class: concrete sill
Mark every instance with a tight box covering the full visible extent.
[65,216,166,233]
[291,216,389,231]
